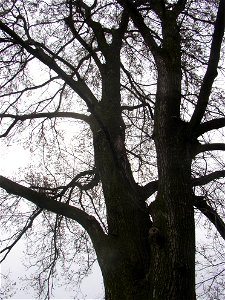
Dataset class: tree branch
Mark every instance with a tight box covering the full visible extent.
[190,0,225,129]
[195,143,225,155]
[195,118,225,137]
[35,170,100,197]
[0,119,18,138]
[0,20,120,165]
[141,170,225,199]
[194,196,225,240]
[193,170,225,186]
[0,20,98,109]
[0,176,106,243]
[139,180,158,200]
[172,0,187,15]
[0,111,90,123]
[78,1,110,55]
[64,14,103,70]
[0,112,90,138]
[117,0,160,57]
[0,208,43,263]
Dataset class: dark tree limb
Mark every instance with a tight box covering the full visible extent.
[195,118,225,137]
[141,170,225,199]
[193,170,225,186]
[139,180,158,199]
[35,170,100,197]
[194,196,225,240]
[0,21,120,164]
[64,15,103,71]
[0,112,90,138]
[172,0,187,15]
[0,112,90,123]
[190,0,225,129]
[195,143,225,155]
[0,20,98,109]
[0,176,106,243]
[0,208,43,263]
[116,0,160,57]
[0,119,18,138]
[77,1,109,55]
[61,171,100,193]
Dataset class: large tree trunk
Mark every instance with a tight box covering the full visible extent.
[149,123,196,300]
[90,18,196,298]
[92,124,152,299]
[90,51,152,299]
[143,12,196,299]
[92,116,196,300]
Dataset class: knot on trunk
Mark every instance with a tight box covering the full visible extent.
[148,226,164,248]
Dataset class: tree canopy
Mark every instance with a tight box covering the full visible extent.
[0,1,225,299]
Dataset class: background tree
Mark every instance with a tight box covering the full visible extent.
[0,0,225,299]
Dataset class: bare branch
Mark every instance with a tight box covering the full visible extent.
[33,170,100,197]
[195,143,225,155]
[193,170,225,186]
[141,170,225,199]
[139,180,158,199]
[194,196,225,240]
[0,208,42,263]
[0,21,121,165]
[195,118,225,137]
[0,111,90,124]
[190,0,225,129]
[64,15,103,70]
[0,176,106,243]
[117,0,160,57]
[78,1,109,55]
[0,20,99,109]
[0,112,90,138]
[0,119,17,138]
[0,76,59,99]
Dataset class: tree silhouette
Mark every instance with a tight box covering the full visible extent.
[0,1,225,299]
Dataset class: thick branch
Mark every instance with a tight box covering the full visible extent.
[172,0,187,15]
[0,111,90,123]
[64,15,103,70]
[190,0,225,129]
[78,1,109,55]
[0,112,90,138]
[0,176,106,242]
[194,196,225,240]
[0,20,98,109]
[0,119,17,138]
[117,0,159,56]
[195,143,225,155]
[141,170,225,199]
[140,180,158,199]
[193,170,225,186]
[37,170,100,197]
[0,21,121,166]
[195,118,225,137]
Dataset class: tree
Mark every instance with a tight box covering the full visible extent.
[0,0,225,299]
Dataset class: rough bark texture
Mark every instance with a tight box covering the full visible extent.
[90,47,152,299]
